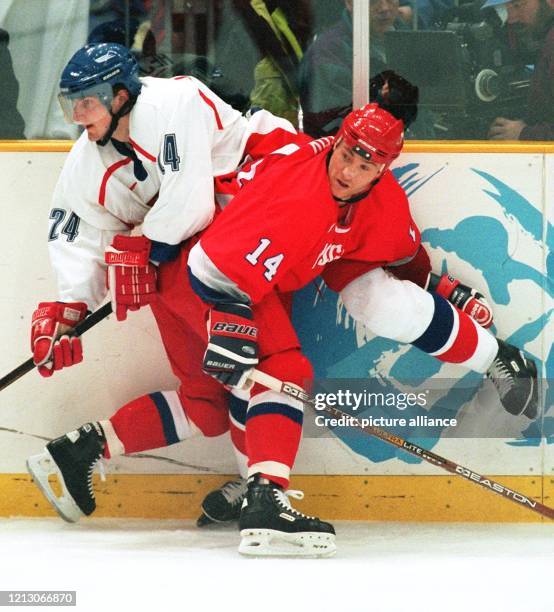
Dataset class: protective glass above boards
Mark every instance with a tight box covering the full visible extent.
[0,0,547,142]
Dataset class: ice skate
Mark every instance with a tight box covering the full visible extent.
[197,477,247,527]
[27,422,106,523]
[238,474,336,558]
[487,340,538,418]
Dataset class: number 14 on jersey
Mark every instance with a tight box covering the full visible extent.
[245,238,284,281]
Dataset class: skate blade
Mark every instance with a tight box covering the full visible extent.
[197,512,239,528]
[196,513,215,527]
[26,452,84,524]
[196,513,220,527]
[238,528,336,558]
[522,360,539,419]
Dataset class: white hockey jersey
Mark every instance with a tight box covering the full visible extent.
[48,76,295,309]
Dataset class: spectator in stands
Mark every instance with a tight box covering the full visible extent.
[87,17,140,48]
[487,0,554,140]
[298,0,436,138]
[398,0,456,29]
[88,0,146,44]
[212,1,315,124]
[246,0,308,126]
[0,28,25,139]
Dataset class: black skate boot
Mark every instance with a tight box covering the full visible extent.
[487,340,538,418]
[197,477,247,527]
[238,474,336,557]
[27,422,106,523]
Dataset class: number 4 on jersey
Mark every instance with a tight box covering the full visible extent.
[163,133,180,172]
[245,238,284,281]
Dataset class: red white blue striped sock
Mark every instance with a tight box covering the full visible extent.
[413,293,497,373]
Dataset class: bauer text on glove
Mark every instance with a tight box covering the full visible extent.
[203,303,259,387]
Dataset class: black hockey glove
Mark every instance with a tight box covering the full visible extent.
[204,303,259,387]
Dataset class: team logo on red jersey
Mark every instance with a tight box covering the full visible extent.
[313,243,344,268]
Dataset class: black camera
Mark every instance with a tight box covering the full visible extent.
[384,0,532,138]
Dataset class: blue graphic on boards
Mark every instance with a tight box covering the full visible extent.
[292,163,552,463]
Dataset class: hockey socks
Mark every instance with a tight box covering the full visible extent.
[244,351,313,487]
[245,389,304,488]
[229,392,248,478]
[105,391,197,457]
[412,292,498,373]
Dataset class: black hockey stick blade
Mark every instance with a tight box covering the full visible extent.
[0,302,113,392]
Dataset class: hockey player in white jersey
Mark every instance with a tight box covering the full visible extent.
[27,42,300,530]
[41,42,298,320]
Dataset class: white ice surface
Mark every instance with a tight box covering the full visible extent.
[1,519,553,612]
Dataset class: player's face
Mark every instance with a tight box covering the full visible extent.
[71,96,112,141]
[68,90,128,142]
[328,141,382,200]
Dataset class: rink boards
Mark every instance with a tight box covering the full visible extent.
[0,141,552,521]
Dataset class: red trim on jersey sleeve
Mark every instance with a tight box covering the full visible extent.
[243,129,311,161]
[197,89,223,130]
[129,138,156,162]
[99,157,133,206]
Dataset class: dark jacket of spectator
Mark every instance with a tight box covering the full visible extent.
[0,29,25,139]
[298,9,436,138]
[299,10,389,121]
[520,16,554,140]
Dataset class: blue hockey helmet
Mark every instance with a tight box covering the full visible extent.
[58,43,142,143]
[60,42,141,97]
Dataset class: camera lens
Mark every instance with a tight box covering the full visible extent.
[475,68,500,102]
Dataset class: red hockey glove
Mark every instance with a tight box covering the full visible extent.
[31,302,88,378]
[430,273,493,328]
[105,235,157,322]
[204,303,259,387]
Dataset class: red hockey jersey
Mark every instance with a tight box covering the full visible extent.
[201,138,421,303]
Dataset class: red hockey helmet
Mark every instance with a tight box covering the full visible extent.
[336,103,404,173]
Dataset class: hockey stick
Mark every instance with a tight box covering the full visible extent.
[248,368,554,521]
[0,302,113,392]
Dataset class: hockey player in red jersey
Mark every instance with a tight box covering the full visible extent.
[187,103,538,556]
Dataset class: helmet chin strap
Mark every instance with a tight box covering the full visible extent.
[96,97,136,147]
